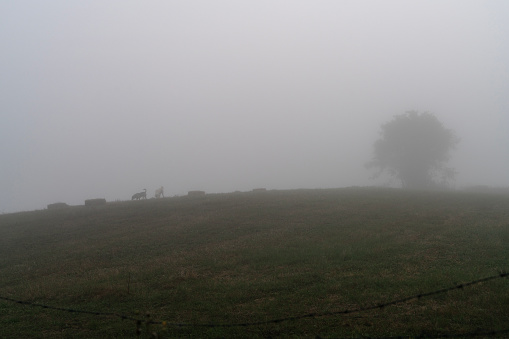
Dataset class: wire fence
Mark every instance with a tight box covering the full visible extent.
[1,271,508,337]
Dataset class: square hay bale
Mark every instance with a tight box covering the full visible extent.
[188,190,206,197]
[47,202,69,210]
[85,198,107,206]
[252,188,267,192]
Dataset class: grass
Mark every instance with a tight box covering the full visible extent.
[1,187,509,338]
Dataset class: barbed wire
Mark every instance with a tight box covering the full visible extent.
[148,271,509,328]
[0,295,140,322]
[1,271,508,336]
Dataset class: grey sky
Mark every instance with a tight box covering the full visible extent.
[1,1,508,213]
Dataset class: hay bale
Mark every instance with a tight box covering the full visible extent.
[188,190,206,197]
[47,202,69,210]
[85,198,107,206]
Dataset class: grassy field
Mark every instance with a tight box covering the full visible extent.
[1,187,508,338]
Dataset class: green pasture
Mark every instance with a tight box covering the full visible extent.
[0,188,508,338]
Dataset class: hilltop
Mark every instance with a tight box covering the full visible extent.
[1,188,508,338]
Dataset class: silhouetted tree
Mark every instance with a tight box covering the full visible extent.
[366,111,459,189]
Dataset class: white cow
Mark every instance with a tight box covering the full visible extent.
[155,186,164,198]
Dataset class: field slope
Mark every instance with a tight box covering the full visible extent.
[1,188,509,338]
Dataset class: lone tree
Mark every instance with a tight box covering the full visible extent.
[366,111,459,189]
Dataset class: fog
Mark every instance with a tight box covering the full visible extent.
[1,1,508,213]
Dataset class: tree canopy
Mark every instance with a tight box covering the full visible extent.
[367,111,459,190]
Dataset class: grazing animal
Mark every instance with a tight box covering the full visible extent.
[155,186,164,198]
[131,189,147,200]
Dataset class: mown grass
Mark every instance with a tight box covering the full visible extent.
[1,187,509,338]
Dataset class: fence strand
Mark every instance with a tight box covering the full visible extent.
[1,271,508,334]
[149,271,509,327]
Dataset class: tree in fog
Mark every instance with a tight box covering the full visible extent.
[366,111,459,189]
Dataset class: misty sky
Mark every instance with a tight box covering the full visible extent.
[1,1,508,213]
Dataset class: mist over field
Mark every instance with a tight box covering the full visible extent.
[1,1,508,213]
